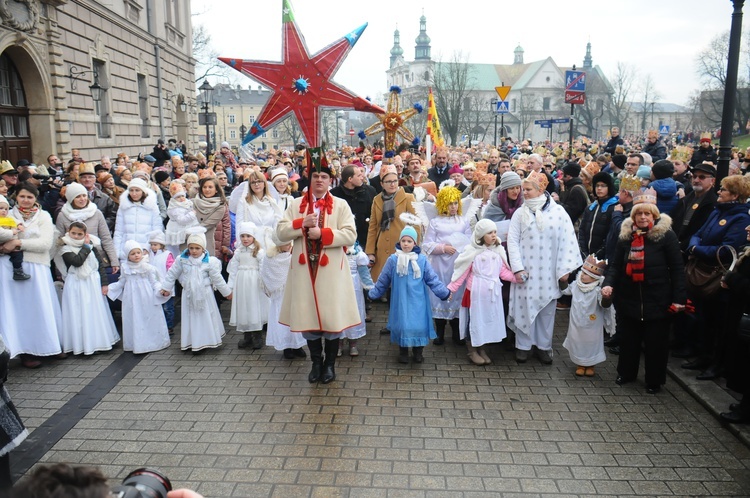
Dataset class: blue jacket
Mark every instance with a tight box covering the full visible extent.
[650,178,679,215]
[689,202,750,264]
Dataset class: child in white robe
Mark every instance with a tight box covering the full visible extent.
[160,227,232,353]
[58,221,120,355]
[339,242,374,357]
[107,240,170,354]
[561,255,615,377]
[227,222,267,350]
[147,230,175,334]
[262,231,306,359]
[448,219,517,365]
[165,181,199,256]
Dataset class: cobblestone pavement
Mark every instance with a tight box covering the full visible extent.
[7,302,750,497]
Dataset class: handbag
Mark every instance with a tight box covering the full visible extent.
[685,245,737,299]
[739,313,750,343]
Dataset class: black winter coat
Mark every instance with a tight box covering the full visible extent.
[642,139,667,161]
[721,251,750,394]
[330,183,377,247]
[560,178,589,223]
[578,198,616,260]
[603,215,686,321]
[603,136,624,155]
[670,189,718,253]
[689,145,718,167]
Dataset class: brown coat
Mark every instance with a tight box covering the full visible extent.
[365,188,416,281]
[277,194,360,333]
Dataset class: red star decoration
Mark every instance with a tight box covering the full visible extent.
[219,0,383,147]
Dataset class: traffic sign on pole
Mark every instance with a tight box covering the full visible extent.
[659,125,670,135]
[564,91,585,105]
[565,70,586,91]
[551,118,570,124]
[495,86,511,101]
[496,101,509,114]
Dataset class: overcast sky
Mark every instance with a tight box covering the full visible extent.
[191,0,734,106]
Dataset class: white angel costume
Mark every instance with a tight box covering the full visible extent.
[507,192,582,353]
[107,258,170,354]
[342,243,375,340]
[227,223,268,333]
[261,245,305,351]
[57,234,120,355]
[414,196,482,319]
[561,272,615,367]
[165,194,199,255]
[162,250,232,351]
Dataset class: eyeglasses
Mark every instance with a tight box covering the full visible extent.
[718,186,729,192]
[250,180,265,185]
[694,175,712,180]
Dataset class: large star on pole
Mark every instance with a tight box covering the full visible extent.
[219,0,383,147]
[362,86,422,155]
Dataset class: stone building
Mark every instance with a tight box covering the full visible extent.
[386,14,614,144]
[0,0,194,166]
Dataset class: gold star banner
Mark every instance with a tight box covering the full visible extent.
[362,86,420,157]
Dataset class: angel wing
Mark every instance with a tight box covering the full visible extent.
[461,197,483,223]
[411,200,438,230]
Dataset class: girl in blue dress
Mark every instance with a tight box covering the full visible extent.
[369,225,451,364]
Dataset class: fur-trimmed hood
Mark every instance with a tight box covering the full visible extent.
[118,187,159,213]
[619,214,672,241]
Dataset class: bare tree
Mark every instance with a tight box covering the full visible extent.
[517,93,540,139]
[606,62,637,131]
[193,24,232,83]
[574,71,611,139]
[696,30,750,134]
[459,92,493,144]
[277,115,302,147]
[637,74,661,133]
[431,51,476,145]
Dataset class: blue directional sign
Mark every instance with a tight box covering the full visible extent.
[534,119,552,129]
[659,125,670,135]
[565,70,586,91]
[551,118,570,124]
[496,100,509,114]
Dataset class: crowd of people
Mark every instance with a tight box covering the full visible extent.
[0,128,748,485]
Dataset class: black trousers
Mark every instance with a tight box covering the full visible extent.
[617,316,672,387]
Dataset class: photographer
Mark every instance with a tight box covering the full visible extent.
[12,464,203,498]
[26,169,66,218]
[151,139,171,168]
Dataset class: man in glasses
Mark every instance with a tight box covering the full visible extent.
[670,161,717,254]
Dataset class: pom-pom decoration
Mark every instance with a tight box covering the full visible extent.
[320,253,329,266]
[360,85,420,156]
[357,130,367,140]
[413,103,423,113]
[412,137,420,147]
[384,151,395,159]
[218,0,384,147]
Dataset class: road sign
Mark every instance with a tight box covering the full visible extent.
[564,91,585,105]
[496,100,509,114]
[551,118,570,124]
[198,112,217,126]
[565,70,586,91]
[495,86,511,101]
[534,119,552,129]
[659,125,670,135]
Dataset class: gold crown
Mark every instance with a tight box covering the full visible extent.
[582,254,607,277]
[633,187,657,205]
[533,145,547,156]
[479,173,496,187]
[670,146,693,163]
[475,161,488,174]
[580,161,601,179]
[525,170,549,191]
[700,132,712,141]
[620,174,641,193]
[552,147,564,158]
[615,145,625,155]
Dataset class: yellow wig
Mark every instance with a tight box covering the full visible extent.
[436,186,462,216]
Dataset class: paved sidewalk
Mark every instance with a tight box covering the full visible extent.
[7,302,750,497]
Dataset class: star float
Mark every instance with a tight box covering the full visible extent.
[219,0,383,147]
[362,86,422,156]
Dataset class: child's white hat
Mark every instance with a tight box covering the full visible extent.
[148,230,166,246]
[124,240,142,256]
[185,226,207,250]
[0,194,8,207]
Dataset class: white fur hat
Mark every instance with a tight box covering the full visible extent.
[238,221,259,237]
[148,230,166,246]
[128,178,149,193]
[185,226,207,250]
[0,194,8,207]
[473,218,497,245]
[123,240,142,256]
[65,182,88,203]
[270,168,288,182]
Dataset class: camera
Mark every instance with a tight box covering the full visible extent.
[109,468,172,498]
[32,171,67,190]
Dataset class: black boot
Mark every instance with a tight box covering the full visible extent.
[433,319,446,345]
[12,268,30,281]
[283,348,295,359]
[398,347,410,363]
[412,347,424,363]
[238,332,253,349]
[252,331,264,350]
[321,338,339,384]
[450,318,464,345]
[307,339,323,383]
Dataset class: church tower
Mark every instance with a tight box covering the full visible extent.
[583,41,593,69]
[513,43,524,64]
[414,14,431,61]
[390,28,404,68]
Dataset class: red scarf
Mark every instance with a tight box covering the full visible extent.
[625,222,652,282]
[16,204,38,222]
[299,191,333,215]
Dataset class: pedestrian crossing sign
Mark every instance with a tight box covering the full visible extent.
[659,125,670,135]
[496,100,509,114]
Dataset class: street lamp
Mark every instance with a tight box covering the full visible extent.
[199,80,214,157]
[239,124,247,143]
[490,98,498,146]
[717,0,745,183]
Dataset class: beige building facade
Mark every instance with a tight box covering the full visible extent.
[0,0,194,167]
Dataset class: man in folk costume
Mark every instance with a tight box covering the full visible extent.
[276,147,360,384]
